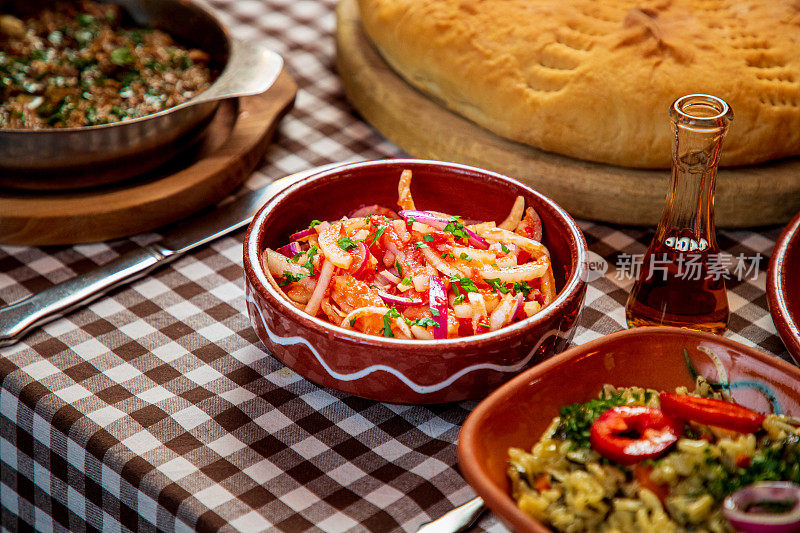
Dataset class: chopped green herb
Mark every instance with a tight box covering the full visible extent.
[440,252,456,260]
[415,241,428,250]
[449,276,478,294]
[460,252,473,262]
[350,317,357,327]
[308,220,322,229]
[382,307,401,337]
[368,226,386,247]
[301,245,319,275]
[410,317,438,328]
[512,281,534,298]
[442,217,470,241]
[484,278,512,294]
[395,261,403,277]
[278,270,311,287]
[423,234,434,243]
[337,237,358,251]
[553,393,628,448]
[110,47,135,66]
[477,322,490,329]
[76,13,96,27]
[429,307,441,317]
[401,276,412,286]
[501,244,511,254]
[453,294,465,304]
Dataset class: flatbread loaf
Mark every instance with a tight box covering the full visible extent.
[357,0,800,168]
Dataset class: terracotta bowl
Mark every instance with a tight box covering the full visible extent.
[243,159,588,404]
[458,327,800,533]
[768,210,800,364]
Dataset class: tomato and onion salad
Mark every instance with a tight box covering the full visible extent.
[260,170,557,340]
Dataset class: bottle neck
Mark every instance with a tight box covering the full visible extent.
[656,98,731,253]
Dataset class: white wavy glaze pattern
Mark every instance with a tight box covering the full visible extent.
[246,292,565,395]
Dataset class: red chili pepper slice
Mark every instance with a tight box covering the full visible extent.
[590,406,682,465]
[659,393,765,433]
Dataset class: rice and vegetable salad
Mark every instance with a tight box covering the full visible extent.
[508,378,800,532]
[0,0,214,129]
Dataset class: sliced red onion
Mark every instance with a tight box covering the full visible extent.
[351,242,368,276]
[429,275,448,339]
[723,482,800,533]
[398,210,489,250]
[378,291,425,306]
[290,227,316,241]
[348,204,400,219]
[277,241,302,258]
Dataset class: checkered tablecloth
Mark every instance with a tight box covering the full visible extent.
[0,1,792,532]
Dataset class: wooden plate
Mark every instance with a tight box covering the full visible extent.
[335,0,800,228]
[768,210,800,364]
[0,69,297,246]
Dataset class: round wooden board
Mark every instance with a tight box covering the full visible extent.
[0,69,297,246]
[335,0,800,228]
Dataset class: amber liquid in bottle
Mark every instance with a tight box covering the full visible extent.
[626,94,733,335]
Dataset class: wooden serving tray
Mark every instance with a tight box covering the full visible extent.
[0,69,297,246]
[335,0,800,228]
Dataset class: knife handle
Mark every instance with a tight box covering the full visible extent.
[0,245,170,347]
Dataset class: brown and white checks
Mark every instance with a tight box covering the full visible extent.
[0,0,792,531]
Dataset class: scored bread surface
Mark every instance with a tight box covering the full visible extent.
[357,0,800,168]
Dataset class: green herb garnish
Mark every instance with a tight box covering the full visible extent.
[460,252,473,262]
[554,393,628,448]
[410,317,438,328]
[423,234,434,243]
[337,237,358,251]
[395,261,403,277]
[368,226,386,247]
[415,241,428,250]
[278,270,311,287]
[512,281,533,298]
[484,278,512,294]
[429,307,441,317]
[501,244,511,254]
[382,307,401,337]
[308,220,322,229]
[110,47,135,66]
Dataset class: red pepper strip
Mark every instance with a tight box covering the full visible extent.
[590,406,682,465]
[659,393,766,434]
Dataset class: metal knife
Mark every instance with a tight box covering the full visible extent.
[0,163,345,348]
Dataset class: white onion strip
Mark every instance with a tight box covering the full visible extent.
[420,246,461,278]
[479,262,548,283]
[305,259,335,317]
[477,227,548,258]
[498,196,525,230]
[398,169,416,210]
[339,306,412,338]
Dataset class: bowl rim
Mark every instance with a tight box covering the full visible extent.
[244,158,588,347]
[457,325,800,533]
[0,0,232,134]
[767,209,800,363]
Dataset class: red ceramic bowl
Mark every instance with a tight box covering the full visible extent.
[768,210,800,364]
[243,159,587,404]
[458,327,800,532]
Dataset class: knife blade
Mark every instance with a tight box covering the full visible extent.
[0,162,345,348]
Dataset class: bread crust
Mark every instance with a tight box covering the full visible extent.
[357,0,800,168]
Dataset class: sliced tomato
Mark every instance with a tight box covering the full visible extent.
[590,406,682,465]
[659,393,765,433]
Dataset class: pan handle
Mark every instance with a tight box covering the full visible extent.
[182,39,284,106]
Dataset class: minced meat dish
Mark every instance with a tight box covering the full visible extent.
[0,1,214,129]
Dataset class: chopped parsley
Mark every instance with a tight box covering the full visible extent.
[308,220,322,229]
[337,236,358,251]
[484,278,512,294]
[415,241,428,250]
[301,245,319,275]
[553,393,628,448]
[110,47,135,66]
[410,317,438,328]
[382,307,401,337]
[449,276,479,294]
[401,276,413,286]
[423,234,434,243]
[368,226,386,247]
[512,281,534,298]
[443,216,470,241]
[453,294,465,305]
[441,252,456,260]
[501,243,511,254]
[429,307,441,317]
[460,252,473,262]
[278,270,311,287]
[395,261,403,277]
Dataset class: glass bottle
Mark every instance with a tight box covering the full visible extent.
[625,94,733,334]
